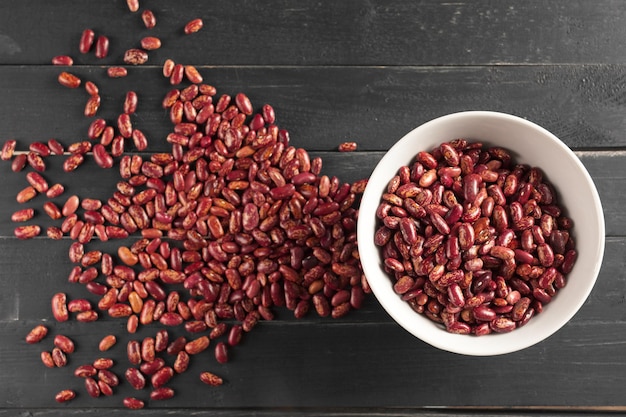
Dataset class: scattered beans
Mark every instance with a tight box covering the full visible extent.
[140,36,161,50]
[184,18,203,34]
[12,8,371,409]
[107,67,128,78]
[52,347,68,367]
[55,389,76,403]
[12,208,35,222]
[123,48,148,65]
[126,0,139,12]
[200,371,224,386]
[95,35,110,59]
[374,140,576,335]
[14,225,41,239]
[58,72,81,88]
[123,397,145,409]
[54,334,75,354]
[52,55,73,66]
[25,325,48,344]
[41,351,56,368]
[338,141,357,152]
[79,29,95,54]
[141,10,156,29]
[51,292,69,322]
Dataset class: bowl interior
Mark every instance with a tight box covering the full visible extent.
[357,111,605,356]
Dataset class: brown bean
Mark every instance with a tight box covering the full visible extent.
[125,367,146,390]
[200,371,224,386]
[184,18,203,34]
[95,35,109,59]
[124,397,145,409]
[98,369,119,387]
[215,342,228,363]
[74,364,97,378]
[25,325,48,344]
[85,377,100,398]
[58,71,81,88]
[173,351,190,373]
[338,141,357,152]
[76,310,99,322]
[16,186,37,204]
[51,293,69,322]
[55,389,76,403]
[52,55,73,66]
[52,347,67,367]
[124,48,148,65]
[12,208,34,223]
[99,335,117,351]
[126,0,139,12]
[141,9,156,28]
[150,387,175,400]
[107,67,128,78]
[185,65,203,84]
[79,28,95,53]
[54,335,75,354]
[141,36,161,50]
[93,357,114,370]
[185,335,209,355]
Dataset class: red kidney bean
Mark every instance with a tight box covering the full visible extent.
[99,335,116,351]
[338,141,357,152]
[85,377,100,398]
[107,67,128,78]
[55,389,76,403]
[141,9,156,28]
[184,18,203,34]
[27,151,46,171]
[98,369,119,387]
[79,28,95,53]
[58,71,81,88]
[54,335,75,354]
[25,325,48,344]
[150,387,174,400]
[52,347,67,367]
[200,371,224,386]
[51,293,69,322]
[141,36,161,50]
[95,35,109,59]
[124,48,148,65]
[52,55,73,66]
[74,364,97,378]
[125,367,146,390]
[124,397,145,409]
[126,0,139,12]
[185,65,203,83]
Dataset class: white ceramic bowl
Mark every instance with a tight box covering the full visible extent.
[357,111,605,356]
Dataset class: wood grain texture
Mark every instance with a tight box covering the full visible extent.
[0,238,624,409]
[2,65,626,151]
[2,0,626,66]
[0,0,625,415]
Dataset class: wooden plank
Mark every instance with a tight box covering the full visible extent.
[0,409,620,417]
[1,150,624,237]
[2,0,626,66]
[1,1,625,414]
[1,65,626,151]
[0,237,623,409]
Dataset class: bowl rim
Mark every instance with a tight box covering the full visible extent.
[357,110,606,356]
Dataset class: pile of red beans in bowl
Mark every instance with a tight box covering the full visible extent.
[373,139,577,335]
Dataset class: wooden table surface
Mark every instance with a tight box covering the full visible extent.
[1,1,625,415]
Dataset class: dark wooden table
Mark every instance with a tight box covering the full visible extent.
[1,1,625,415]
